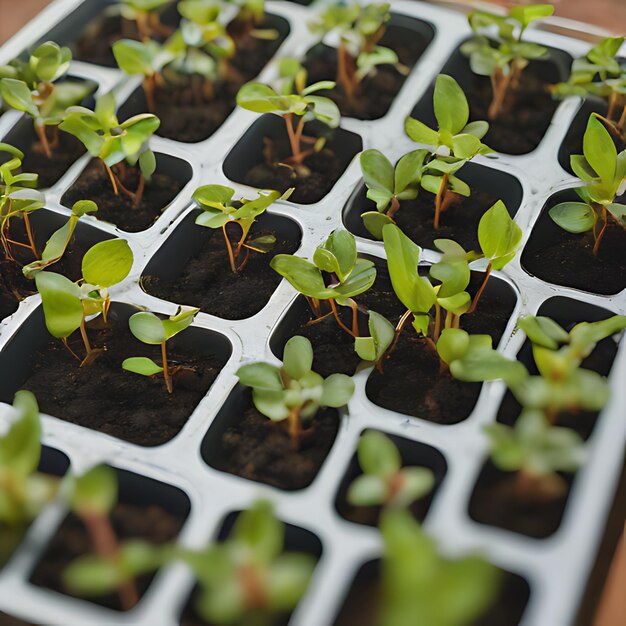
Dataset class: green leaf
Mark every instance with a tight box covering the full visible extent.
[320,374,354,407]
[433,74,469,135]
[270,255,328,299]
[518,316,568,350]
[267,553,316,612]
[436,328,470,364]
[395,149,428,196]
[71,465,117,516]
[72,200,98,217]
[509,4,554,28]
[362,211,394,240]
[0,79,38,118]
[305,95,340,128]
[282,336,313,380]
[583,114,617,184]
[360,149,394,207]
[355,310,395,361]
[549,201,595,233]
[347,474,388,506]
[333,258,376,298]
[606,202,626,226]
[477,200,522,270]
[128,311,166,344]
[35,271,83,339]
[391,467,435,508]
[233,500,283,564]
[237,362,284,392]
[81,239,133,287]
[112,39,155,75]
[405,117,440,146]
[313,230,356,283]
[122,356,164,376]
[358,431,401,478]
[193,184,235,209]
[236,81,283,113]
[252,390,290,421]
[161,306,198,340]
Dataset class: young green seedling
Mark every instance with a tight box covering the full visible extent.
[549,113,626,255]
[0,42,94,158]
[309,2,401,104]
[404,74,492,229]
[271,229,376,337]
[69,465,139,610]
[0,391,60,564]
[193,184,292,273]
[35,238,134,365]
[60,93,159,207]
[237,335,354,448]
[117,0,174,40]
[461,4,555,119]
[236,70,340,166]
[122,306,199,394]
[347,431,435,510]
[22,200,98,277]
[379,508,500,626]
[0,143,44,260]
[552,36,626,141]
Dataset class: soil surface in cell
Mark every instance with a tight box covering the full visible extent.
[142,224,299,319]
[334,562,529,626]
[243,134,344,204]
[0,220,89,321]
[304,26,429,120]
[469,461,572,538]
[17,316,224,446]
[522,214,626,295]
[211,391,339,490]
[62,159,183,232]
[30,502,184,610]
[463,62,561,154]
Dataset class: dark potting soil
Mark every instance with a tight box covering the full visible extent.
[303,29,428,120]
[30,503,183,610]
[210,391,339,490]
[16,132,85,189]
[333,561,529,626]
[469,461,572,538]
[522,214,626,295]
[142,225,299,319]
[62,159,183,232]
[0,612,35,626]
[464,64,560,155]
[244,136,343,205]
[17,316,224,446]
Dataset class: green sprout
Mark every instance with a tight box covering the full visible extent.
[0,143,45,260]
[552,36,626,142]
[67,465,140,610]
[460,4,555,120]
[347,431,435,510]
[271,229,376,338]
[60,93,159,207]
[192,184,292,274]
[236,67,340,167]
[0,391,60,565]
[402,74,492,229]
[0,42,94,159]
[23,200,98,277]
[122,306,199,394]
[237,335,354,448]
[379,508,500,626]
[34,239,134,365]
[309,2,401,104]
[117,0,174,40]
[549,113,626,256]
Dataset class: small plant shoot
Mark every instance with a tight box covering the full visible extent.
[122,306,199,394]
[271,229,376,337]
[461,4,555,119]
[347,431,435,509]
[549,113,626,255]
[60,93,159,207]
[0,143,45,260]
[309,3,402,103]
[193,184,292,273]
[237,335,354,448]
[116,0,174,40]
[35,238,134,365]
[402,74,492,229]
[0,41,94,158]
[379,508,500,626]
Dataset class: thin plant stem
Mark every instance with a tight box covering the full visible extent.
[434,174,448,229]
[161,341,173,394]
[22,212,38,259]
[388,196,401,219]
[305,310,333,326]
[617,105,626,132]
[592,207,608,256]
[35,124,52,159]
[467,263,492,314]
[222,224,237,273]
[350,300,359,337]
[287,407,301,450]
[329,298,357,337]
[383,309,413,360]
[104,163,120,196]
[79,317,92,361]
[284,113,301,163]
[433,302,441,341]
[337,40,355,102]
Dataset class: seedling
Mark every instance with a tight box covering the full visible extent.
[552,36,626,142]
[237,335,354,448]
[549,113,626,255]
[0,143,45,260]
[271,229,376,337]
[60,93,159,207]
[309,2,401,103]
[122,306,199,394]
[461,4,554,119]
[0,392,60,564]
[236,70,340,166]
[68,465,139,610]
[35,238,134,365]
[0,42,94,158]
[117,0,174,40]
[403,74,492,229]
[347,431,435,509]
[23,200,98,277]
[379,508,500,626]
[193,184,292,273]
